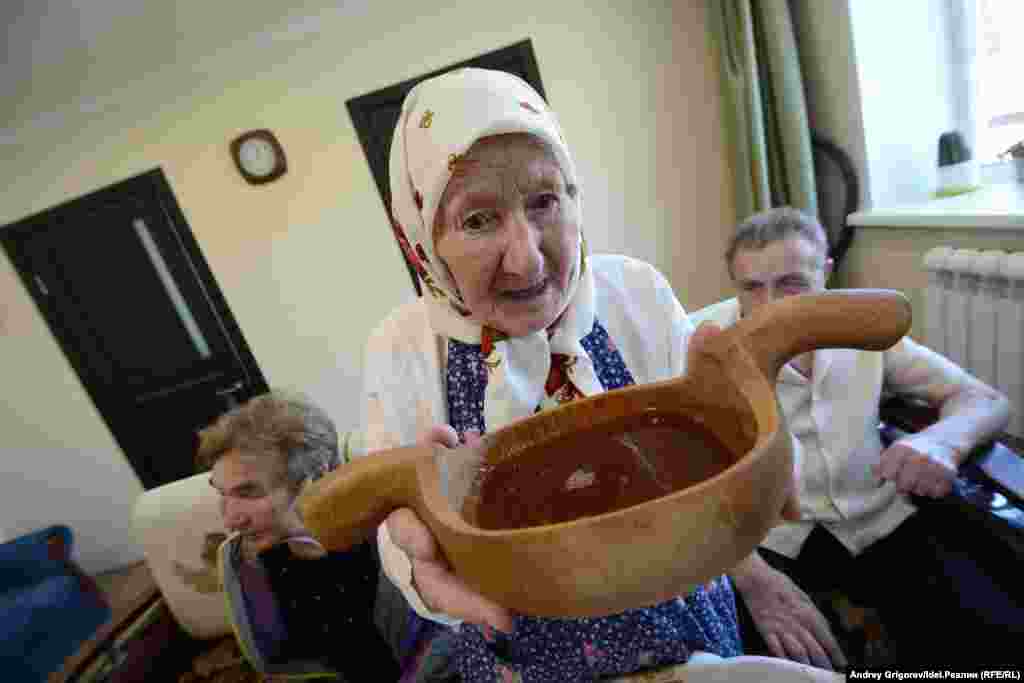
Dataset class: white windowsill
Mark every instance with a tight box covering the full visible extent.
[848,181,1024,230]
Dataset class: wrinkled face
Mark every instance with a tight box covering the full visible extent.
[210,449,293,548]
[435,134,580,338]
[731,235,831,318]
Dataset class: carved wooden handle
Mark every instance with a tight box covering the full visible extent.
[298,444,435,551]
[730,289,912,381]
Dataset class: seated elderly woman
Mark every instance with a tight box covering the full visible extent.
[363,68,837,682]
[199,391,400,680]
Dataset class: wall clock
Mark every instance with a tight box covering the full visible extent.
[230,129,287,184]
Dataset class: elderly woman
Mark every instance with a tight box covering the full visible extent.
[202,391,400,680]
[363,68,750,682]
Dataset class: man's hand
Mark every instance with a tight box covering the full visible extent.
[385,424,515,633]
[731,553,847,671]
[873,436,958,498]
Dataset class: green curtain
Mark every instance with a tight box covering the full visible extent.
[708,0,817,222]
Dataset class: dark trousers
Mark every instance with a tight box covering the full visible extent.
[736,510,1024,668]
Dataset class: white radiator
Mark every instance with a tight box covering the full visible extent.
[923,247,1024,436]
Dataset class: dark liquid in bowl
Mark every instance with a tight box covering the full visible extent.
[469,412,734,531]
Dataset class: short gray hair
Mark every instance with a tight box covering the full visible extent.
[196,391,339,492]
[725,207,829,278]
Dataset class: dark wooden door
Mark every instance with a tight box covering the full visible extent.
[347,39,546,294]
[1,169,268,489]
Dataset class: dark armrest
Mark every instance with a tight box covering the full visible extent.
[879,395,940,433]
[879,395,1024,506]
[975,438,1024,504]
[878,396,1024,559]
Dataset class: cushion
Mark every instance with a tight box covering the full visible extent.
[1,572,110,681]
[1,574,78,653]
[132,472,231,639]
[0,525,71,590]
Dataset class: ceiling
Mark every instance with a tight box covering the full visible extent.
[1,0,364,135]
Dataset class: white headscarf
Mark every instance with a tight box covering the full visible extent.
[388,68,603,430]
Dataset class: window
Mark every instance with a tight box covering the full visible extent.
[974,0,1024,162]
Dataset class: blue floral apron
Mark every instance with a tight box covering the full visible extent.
[405,320,742,682]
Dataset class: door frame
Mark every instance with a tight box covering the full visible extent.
[346,39,546,295]
[1,168,268,484]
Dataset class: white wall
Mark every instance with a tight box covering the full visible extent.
[845,225,1024,342]
[0,0,733,573]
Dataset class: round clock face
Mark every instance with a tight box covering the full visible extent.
[238,138,278,177]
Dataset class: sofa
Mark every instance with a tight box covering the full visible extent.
[0,525,111,682]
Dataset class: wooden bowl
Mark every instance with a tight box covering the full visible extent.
[299,289,911,617]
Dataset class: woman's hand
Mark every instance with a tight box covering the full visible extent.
[731,553,847,671]
[385,424,515,633]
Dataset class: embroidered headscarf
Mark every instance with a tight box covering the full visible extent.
[389,67,602,430]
